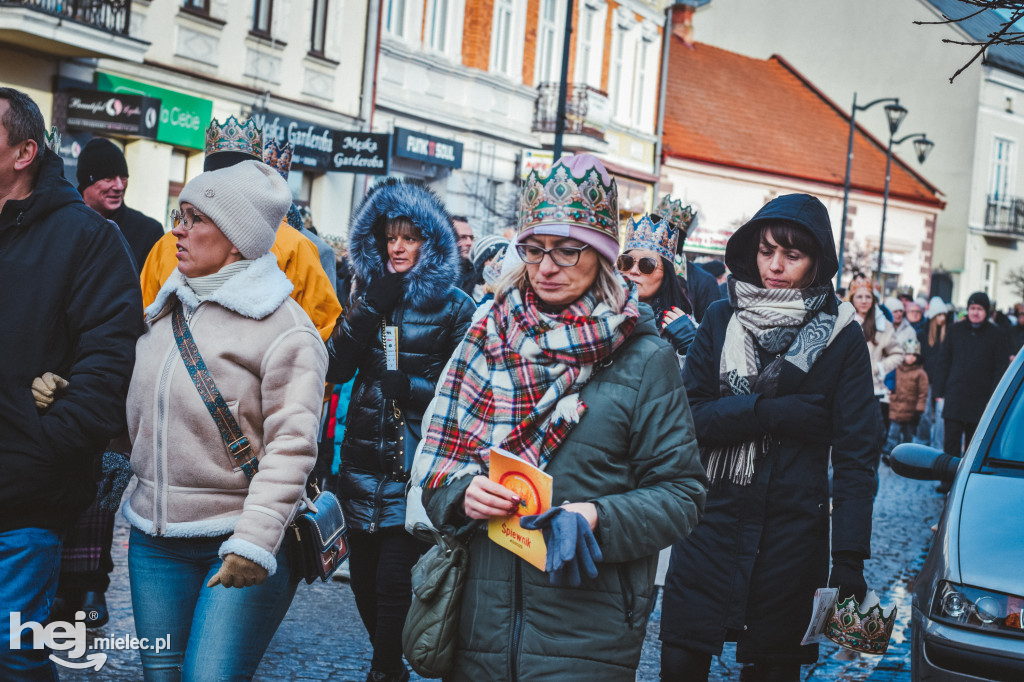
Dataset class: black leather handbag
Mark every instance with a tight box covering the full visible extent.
[289,482,350,584]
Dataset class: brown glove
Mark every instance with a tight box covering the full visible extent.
[206,553,269,589]
[31,372,69,410]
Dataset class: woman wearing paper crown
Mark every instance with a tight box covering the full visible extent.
[325,178,475,682]
[123,160,329,679]
[660,194,880,681]
[406,153,706,680]
[617,212,698,359]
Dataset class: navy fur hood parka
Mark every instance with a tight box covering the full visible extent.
[326,179,475,532]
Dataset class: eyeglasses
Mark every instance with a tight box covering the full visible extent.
[515,243,589,267]
[616,254,660,275]
[170,207,206,231]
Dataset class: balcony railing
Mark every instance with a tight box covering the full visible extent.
[532,82,609,140]
[984,194,1024,236]
[1,0,131,35]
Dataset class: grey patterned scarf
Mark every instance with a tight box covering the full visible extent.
[706,279,856,485]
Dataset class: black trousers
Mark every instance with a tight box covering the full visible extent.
[347,526,429,673]
[943,418,977,457]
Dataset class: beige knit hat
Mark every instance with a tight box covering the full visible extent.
[178,160,291,259]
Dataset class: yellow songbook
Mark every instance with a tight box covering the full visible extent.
[487,447,553,571]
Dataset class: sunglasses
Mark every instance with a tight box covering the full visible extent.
[616,254,660,275]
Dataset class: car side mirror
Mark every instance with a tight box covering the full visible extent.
[890,443,960,482]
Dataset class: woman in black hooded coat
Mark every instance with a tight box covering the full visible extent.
[660,194,880,681]
[326,179,475,682]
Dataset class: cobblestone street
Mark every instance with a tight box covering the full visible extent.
[60,465,943,681]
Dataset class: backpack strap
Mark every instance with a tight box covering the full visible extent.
[171,303,259,482]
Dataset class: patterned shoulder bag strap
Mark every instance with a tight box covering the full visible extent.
[171,302,259,482]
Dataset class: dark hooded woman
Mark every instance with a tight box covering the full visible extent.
[660,194,879,682]
[617,212,697,359]
[326,179,476,682]
[407,154,706,681]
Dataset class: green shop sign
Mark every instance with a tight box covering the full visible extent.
[96,73,212,150]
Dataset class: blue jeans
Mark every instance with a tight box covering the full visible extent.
[128,527,298,681]
[0,527,62,682]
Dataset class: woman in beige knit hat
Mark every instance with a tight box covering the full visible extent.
[123,160,328,679]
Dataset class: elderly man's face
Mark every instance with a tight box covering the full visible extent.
[905,303,923,323]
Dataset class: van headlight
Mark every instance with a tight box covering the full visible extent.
[932,582,1024,636]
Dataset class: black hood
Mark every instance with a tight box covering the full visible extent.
[725,193,839,287]
[0,150,83,233]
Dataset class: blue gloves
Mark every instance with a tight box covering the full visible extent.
[520,507,603,587]
[662,314,697,356]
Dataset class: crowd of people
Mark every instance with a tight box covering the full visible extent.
[0,85,1016,682]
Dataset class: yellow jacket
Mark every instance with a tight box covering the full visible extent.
[140,221,342,342]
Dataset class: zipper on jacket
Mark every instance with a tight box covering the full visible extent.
[153,346,176,536]
[617,565,636,628]
[509,560,524,682]
[367,476,387,533]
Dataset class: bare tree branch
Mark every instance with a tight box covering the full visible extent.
[915,1,1024,82]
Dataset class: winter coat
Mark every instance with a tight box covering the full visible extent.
[420,307,707,681]
[326,180,475,533]
[140,222,342,341]
[0,150,143,533]
[124,255,328,574]
[662,193,878,665]
[892,318,917,347]
[300,225,338,294]
[935,320,1010,424]
[686,260,724,322]
[888,363,929,423]
[108,202,163,270]
[864,317,904,396]
[918,326,946,385]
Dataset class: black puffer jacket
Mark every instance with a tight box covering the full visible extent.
[934,319,1010,424]
[108,202,163,270]
[0,150,142,532]
[662,194,878,665]
[327,180,475,532]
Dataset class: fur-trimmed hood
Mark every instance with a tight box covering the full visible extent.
[348,178,460,309]
[146,253,294,322]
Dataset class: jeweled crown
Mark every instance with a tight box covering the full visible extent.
[825,593,896,655]
[205,116,262,158]
[519,155,618,240]
[263,139,294,180]
[624,214,678,262]
[654,194,697,243]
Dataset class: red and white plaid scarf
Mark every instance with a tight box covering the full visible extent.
[417,282,639,489]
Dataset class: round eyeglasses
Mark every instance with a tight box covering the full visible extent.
[170,207,207,231]
[616,254,660,275]
[515,243,589,267]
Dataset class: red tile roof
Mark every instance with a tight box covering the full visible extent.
[663,40,944,207]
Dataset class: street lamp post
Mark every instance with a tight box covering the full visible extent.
[877,132,935,283]
[836,94,908,290]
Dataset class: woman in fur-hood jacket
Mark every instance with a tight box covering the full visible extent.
[326,178,475,681]
[124,160,328,681]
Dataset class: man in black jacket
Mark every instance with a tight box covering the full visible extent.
[0,88,142,678]
[77,137,163,269]
[935,292,1010,458]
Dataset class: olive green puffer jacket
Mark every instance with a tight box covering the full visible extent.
[421,307,707,681]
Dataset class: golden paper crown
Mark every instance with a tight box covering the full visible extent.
[654,194,697,244]
[205,115,262,158]
[624,214,678,262]
[263,139,294,180]
[518,154,618,240]
[825,592,896,655]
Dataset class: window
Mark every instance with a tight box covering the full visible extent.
[990,136,1016,201]
[535,0,560,84]
[426,0,449,52]
[385,0,406,38]
[610,28,626,118]
[983,259,997,297]
[252,0,272,34]
[310,0,327,54]
[574,2,605,88]
[182,0,209,15]
[492,0,515,76]
[630,38,650,127]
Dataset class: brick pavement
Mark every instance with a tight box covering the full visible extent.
[58,464,943,681]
